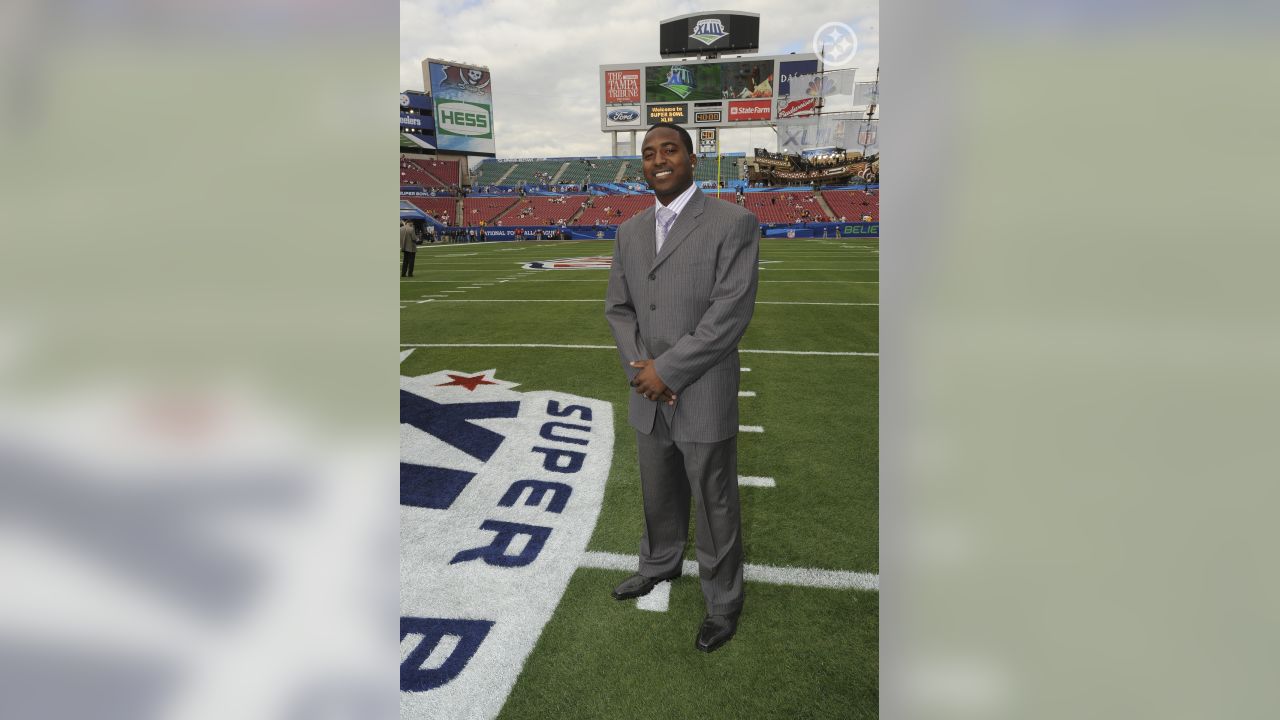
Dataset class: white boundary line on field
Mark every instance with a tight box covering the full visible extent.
[737,475,776,487]
[635,582,671,612]
[401,299,877,306]
[578,551,878,591]
[399,343,877,357]
[408,279,880,284]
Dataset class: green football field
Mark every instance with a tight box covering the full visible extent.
[401,236,878,719]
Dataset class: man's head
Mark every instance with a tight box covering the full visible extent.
[642,122,697,203]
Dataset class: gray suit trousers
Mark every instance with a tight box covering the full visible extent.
[636,410,744,616]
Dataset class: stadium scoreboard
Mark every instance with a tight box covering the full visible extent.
[599,52,822,132]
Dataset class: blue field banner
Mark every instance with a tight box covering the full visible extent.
[761,222,878,238]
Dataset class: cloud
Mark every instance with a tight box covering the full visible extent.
[401,0,878,160]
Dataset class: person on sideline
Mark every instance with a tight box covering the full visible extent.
[400,220,417,277]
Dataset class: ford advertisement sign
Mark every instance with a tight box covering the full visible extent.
[604,106,641,127]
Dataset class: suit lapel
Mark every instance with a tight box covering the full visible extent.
[650,188,705,272]
[635,207,657,269]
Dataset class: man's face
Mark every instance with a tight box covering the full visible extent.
[642,127,695,198]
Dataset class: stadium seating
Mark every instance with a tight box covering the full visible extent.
[472,159,520,185]
[462,196,522,225]
[575,195,654,226]
[692,155,743,184]
[416,158,460,185]
[400,163,439,187]
[822,189,880,222]
[496,196,589,226]
[403,196,459,223]
[499,160,567,186]
[742,192,831,224]
[556,158,629,185]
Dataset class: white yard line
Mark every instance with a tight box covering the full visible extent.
[737,476,776,487]
[634,581,671,612]
[399,343,877,356]
[739,425,764,433]
[499,279,879,284]
[399,300,875,306]
[739,391,756,397]
[742,349,878,356]
[578,551,878,591]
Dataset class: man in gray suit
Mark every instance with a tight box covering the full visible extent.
[400,220,418,277]
[605,122,760,653]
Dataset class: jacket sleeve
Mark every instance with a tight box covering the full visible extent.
[604,227,648,382]
[653,212,759,392]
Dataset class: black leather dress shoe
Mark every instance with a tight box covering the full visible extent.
[695,612,740,653]
[610,572,679,601]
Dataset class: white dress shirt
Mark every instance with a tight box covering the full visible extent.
[654,182,698,252]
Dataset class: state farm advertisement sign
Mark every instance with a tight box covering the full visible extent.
[727,99,771,122]
[604,70,641,104]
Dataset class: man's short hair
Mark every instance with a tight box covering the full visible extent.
[644,122,693,155]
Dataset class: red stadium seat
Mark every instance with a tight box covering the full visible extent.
[821,190,879,222]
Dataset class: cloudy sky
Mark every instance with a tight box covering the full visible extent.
[401,0,878,163]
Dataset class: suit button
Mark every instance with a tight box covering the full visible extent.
[648,273,655,280]
[649,304,656,310]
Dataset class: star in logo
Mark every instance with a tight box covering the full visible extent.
[812,21,859,67]
[435,373,498,391]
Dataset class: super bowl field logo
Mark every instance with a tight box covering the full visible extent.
[522,256,612,270]
[401,369,613,720]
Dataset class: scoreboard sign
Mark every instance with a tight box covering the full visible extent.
[659,11,760,58]
[599,52,820,132]
[646,103,688,125]
[604,69,641,104]
[698,129,717,153]
[727,99,771,122]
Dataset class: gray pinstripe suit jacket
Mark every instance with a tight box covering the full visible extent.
[605,188,760,443]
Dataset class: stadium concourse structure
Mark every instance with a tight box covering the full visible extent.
[400,151,879,241]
